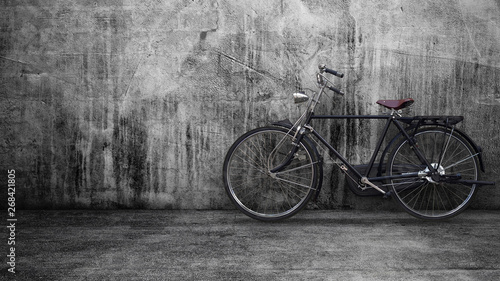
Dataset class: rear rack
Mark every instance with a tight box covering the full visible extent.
[399,116,464,126]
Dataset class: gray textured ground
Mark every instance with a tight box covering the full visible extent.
[4,209,500,280]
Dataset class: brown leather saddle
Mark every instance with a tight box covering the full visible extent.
[376,98,414,110]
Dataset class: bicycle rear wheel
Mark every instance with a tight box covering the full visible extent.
[387,127,479,219]
[223,126,320,221]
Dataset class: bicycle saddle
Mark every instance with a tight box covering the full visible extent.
[376,98,414,110]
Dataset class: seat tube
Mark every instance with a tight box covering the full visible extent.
[393,119,435,170]
[365,117,393,176]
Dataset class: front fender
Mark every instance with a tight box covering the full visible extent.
[271,119,324,201]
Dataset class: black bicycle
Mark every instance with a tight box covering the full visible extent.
[222,64,495,221]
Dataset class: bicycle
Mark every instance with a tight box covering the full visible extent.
[222,64,495,221]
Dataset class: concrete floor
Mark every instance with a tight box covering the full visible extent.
[3,209,500,280]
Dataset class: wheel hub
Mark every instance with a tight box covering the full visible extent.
[422,163,445,184]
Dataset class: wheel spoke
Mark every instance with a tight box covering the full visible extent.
[443,153,479,170]
[234,154,268,175]
[275,161,320,174]
[274,175,315,190]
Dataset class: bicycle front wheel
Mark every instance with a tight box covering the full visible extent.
[387,127,479,219]
[223,126,320,221]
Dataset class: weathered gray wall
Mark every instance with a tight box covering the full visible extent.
[1,0,499,209]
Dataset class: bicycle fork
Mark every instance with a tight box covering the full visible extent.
[268,126,308,174]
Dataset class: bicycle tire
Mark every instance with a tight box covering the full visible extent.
[387,127,479,219]
[223,126,320,221]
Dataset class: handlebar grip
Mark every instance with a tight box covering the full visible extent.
[328,86,345,95]
[325,67,344,78]
[319,64,344,78]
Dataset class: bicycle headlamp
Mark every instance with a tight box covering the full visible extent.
[293,92,309,104]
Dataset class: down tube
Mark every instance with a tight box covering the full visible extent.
[311,130,363,179]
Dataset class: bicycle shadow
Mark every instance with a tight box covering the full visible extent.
[231,210,461,228]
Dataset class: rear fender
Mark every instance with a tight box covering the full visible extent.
[379,124,486,173]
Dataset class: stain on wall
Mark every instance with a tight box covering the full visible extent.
[1,0,499,209]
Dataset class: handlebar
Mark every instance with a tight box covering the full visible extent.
[318,64,345,95]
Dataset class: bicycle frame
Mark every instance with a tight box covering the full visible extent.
[308,114,426,192]
[270,71,494,195]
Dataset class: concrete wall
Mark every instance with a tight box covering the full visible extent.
[1,0,499,209]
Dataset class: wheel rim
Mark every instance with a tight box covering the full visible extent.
[390,130,478,218]
[225,129,316,219]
